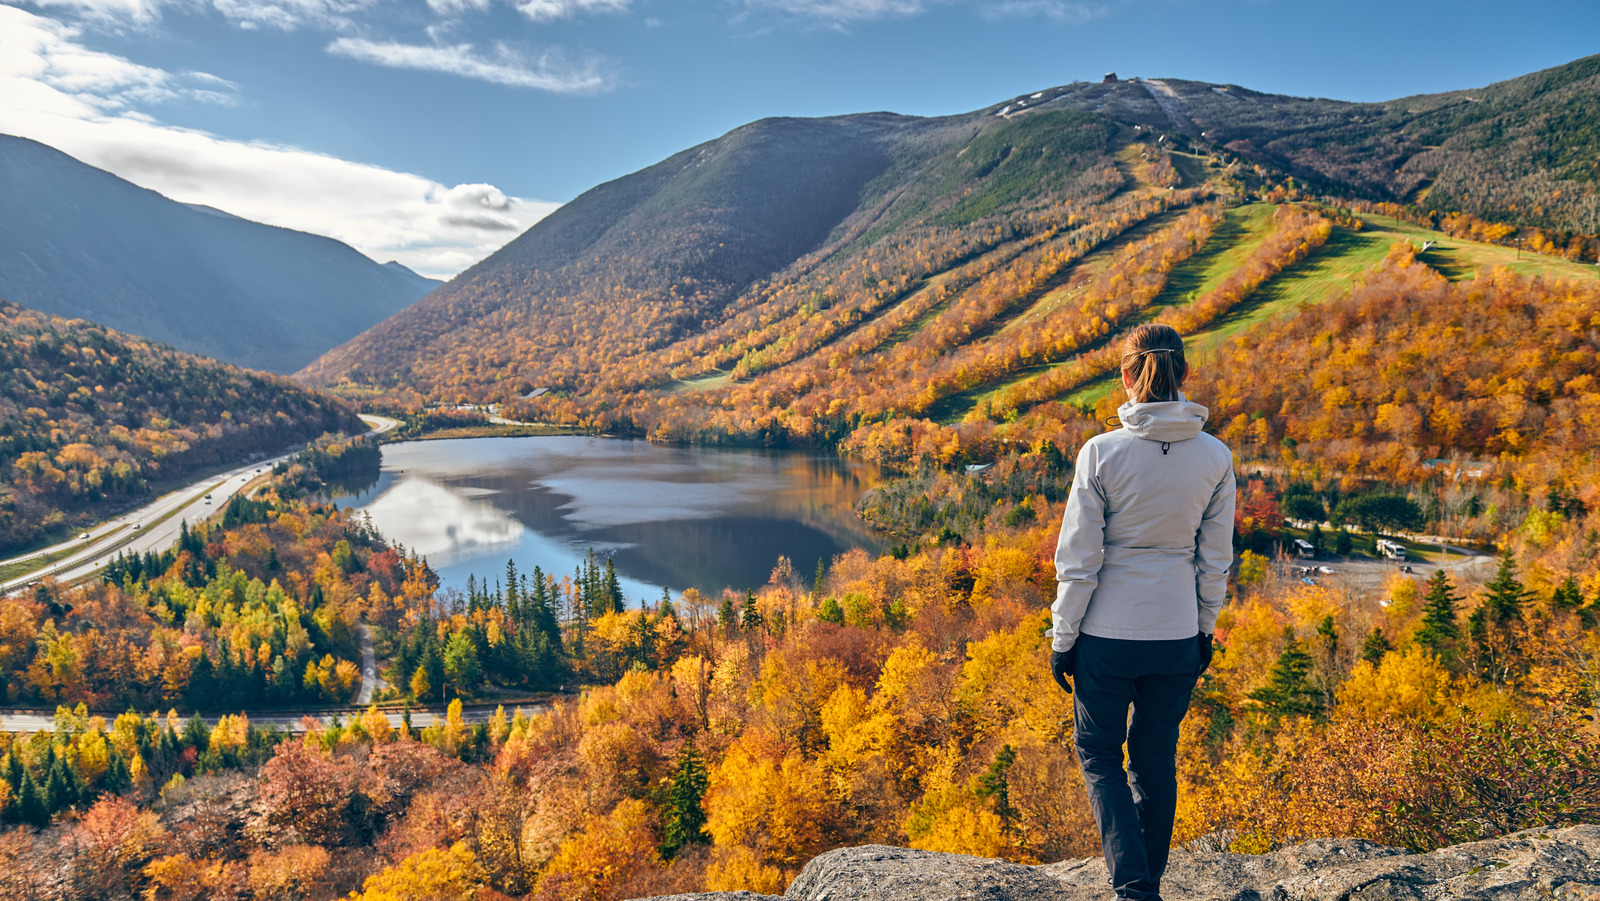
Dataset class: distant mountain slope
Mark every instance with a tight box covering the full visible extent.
[0,300,362,552]
[0,135,440,373]
[300,55,1600,404]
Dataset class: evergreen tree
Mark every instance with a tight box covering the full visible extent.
[1250,628,1324,718]
[604,559,625,615]
[504,560,521,623]
[1553,575,1583,610]
[658,587,676,620]
[1416,569,1462,664]
[1482,548,1530,623]
[15,769,48,827]
[444,631,484,696]
[1359,627,1392,664]
[44,750,76,813]
[103,749,132,794]
[660,740,710,859]
[4,752,22,793]
[813,559,827,598]
[741,589,764,634]
[718,594,739,637]
[976,744,1019,831]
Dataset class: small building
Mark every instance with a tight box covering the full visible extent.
[1103,72,1118,84]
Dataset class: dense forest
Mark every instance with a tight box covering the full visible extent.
[1,454,1596,899]
[0,301,362,552]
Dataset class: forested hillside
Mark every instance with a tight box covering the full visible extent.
[0,302,362,552]
[301,55,1600,408]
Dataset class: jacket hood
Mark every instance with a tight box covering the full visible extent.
[1117,395,1210,442]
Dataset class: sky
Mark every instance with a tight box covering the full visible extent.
[2,1,1596,279]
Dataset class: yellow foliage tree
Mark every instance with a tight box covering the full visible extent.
[353,842,481,901]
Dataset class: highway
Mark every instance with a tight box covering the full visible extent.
[0,413,512,737]
[0,414,399,594]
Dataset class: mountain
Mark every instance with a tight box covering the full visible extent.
[0,299,363,551]
[299,56,1600,441]
[0,135,440,373]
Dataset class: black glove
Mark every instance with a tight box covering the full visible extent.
[1198,632,1215,674]
[1050,648,1076,694]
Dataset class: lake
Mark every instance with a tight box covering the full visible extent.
[333,436,884,603]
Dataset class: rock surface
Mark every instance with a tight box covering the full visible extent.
[634,825,1600,901]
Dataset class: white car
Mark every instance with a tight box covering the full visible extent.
[78,533,90,539]
[1317,565,1336,575]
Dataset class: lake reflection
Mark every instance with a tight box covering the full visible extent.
[334,436,884,600]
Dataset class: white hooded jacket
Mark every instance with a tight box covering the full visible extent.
[1050,395,1236,652]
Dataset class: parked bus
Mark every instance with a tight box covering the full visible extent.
[1376,539,1407,561]
[1293,538,1316,559]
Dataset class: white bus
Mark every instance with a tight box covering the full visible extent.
[1293,538,1316,559]
[1376,539,1407,561]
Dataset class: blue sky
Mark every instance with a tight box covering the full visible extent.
[2,0,1596,277]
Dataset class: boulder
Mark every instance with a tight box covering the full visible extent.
[632,825,1600,901]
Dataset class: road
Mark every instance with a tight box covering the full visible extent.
[355,622,385,706]
[0,702,538,734]
[1281,542,1494,594]
[0,414,399,594]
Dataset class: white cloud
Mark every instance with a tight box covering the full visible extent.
[328,37,611,93]
[210,0,381,32]
[512,0,629,22]
[742,0,1110,24]
[740,0,927,22]
[0,6,555,278]
[980,0,1108,24]
[26,0,168,27]
[426,0,491,14]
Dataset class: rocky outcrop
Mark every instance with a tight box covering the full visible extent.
[636,825,1600,901]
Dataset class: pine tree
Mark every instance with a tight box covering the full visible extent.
[1482,549,1530,623]
[718,594,739,638]
[1553,575,1583,610]
[976,744,1019,832]
[658,587,676,620]
[1416,569,1462,664]
[1250,628,1324,718]
[604,559,625,615]
[15,769,48,827]
[741,589,764,634]
[660,740,710,859]
[813,559,827,598]
[1359,627,1392,664]
[505,560,521,623]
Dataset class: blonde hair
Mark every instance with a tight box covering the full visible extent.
[1120,323,1187,403]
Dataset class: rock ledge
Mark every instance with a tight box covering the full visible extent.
[636,825,1600,901]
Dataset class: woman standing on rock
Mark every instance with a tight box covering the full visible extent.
[1049,322,1236,901]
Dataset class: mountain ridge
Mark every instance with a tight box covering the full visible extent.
[299,55,1600,431]
[0,134,440,374]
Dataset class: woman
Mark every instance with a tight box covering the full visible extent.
[1049,322,1235,901]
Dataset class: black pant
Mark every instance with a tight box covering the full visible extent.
[1073,633,1200,901]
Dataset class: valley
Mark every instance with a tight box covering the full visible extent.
[2,51,1599,901]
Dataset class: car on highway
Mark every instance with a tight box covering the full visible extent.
[78,533,90,539]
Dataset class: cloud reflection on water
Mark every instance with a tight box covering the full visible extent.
[338,436,883,598]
